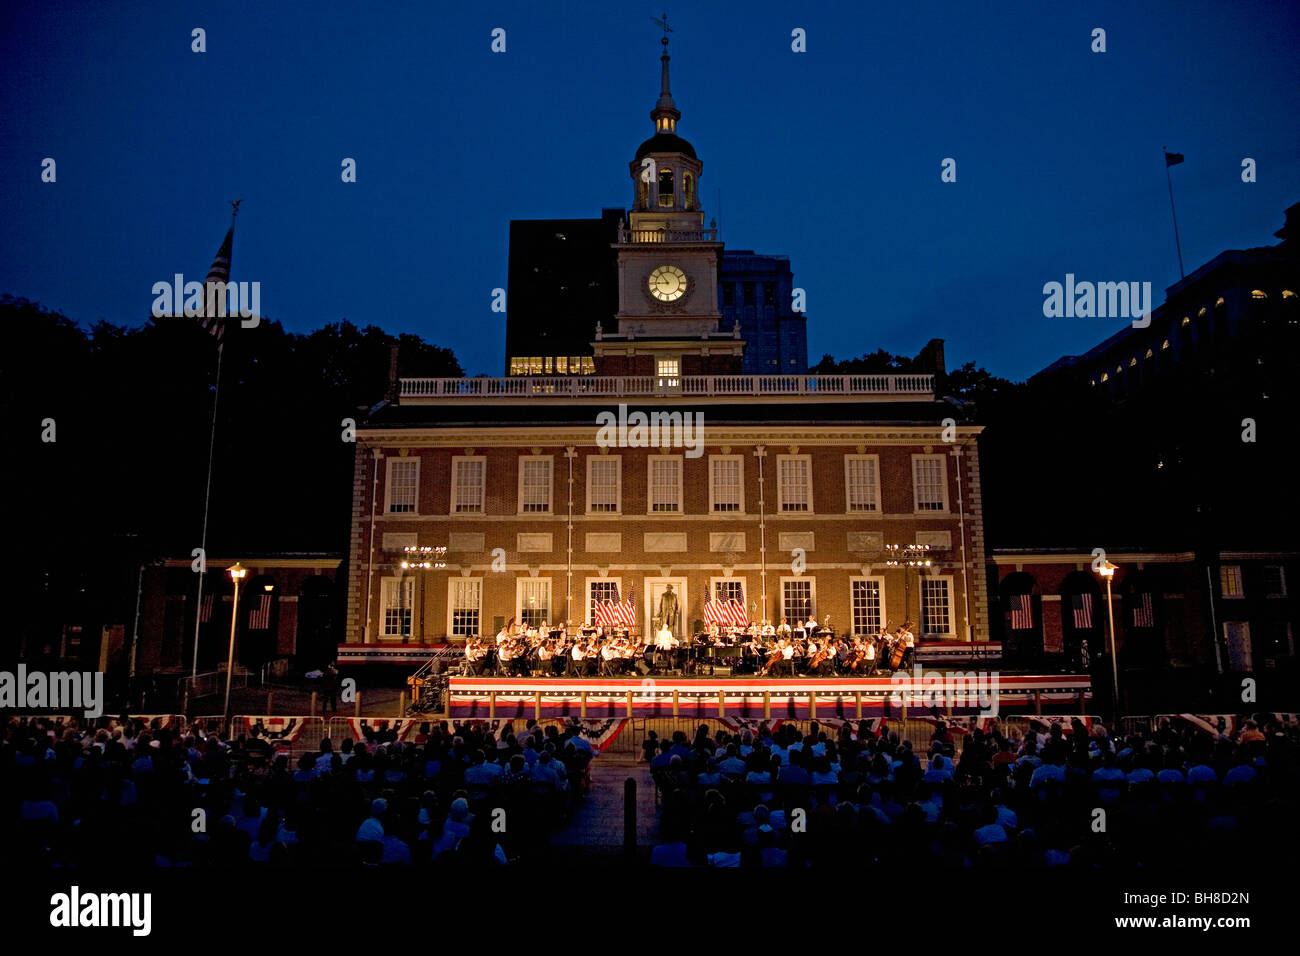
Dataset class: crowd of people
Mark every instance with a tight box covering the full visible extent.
[4,716,595,869]
[643,715,1299,868]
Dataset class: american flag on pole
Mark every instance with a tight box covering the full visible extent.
[594,584,635,629]
[1132,592,1154,628]
[1071,593,1094,629]
[1009,593,1034,630]
[249,593,273,630]
[199,225,234,342]
[704,599,749,626]
[200,592,214,623]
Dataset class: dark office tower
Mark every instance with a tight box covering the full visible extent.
[504,209,624,375]
[720,251,808,374]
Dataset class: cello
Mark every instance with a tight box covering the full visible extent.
[888,626,906,670]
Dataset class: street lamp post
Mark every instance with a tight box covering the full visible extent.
[223,562,247,720]
[1097,560,1120,722]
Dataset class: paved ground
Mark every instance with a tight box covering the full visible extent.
[551,755,657,849]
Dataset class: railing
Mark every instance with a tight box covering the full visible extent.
[617,226,717,243]
[400,373,934,400]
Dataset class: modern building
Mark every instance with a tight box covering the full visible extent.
[719,251,808,374]
[342,38,985,653]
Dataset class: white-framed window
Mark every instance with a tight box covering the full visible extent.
[587,456,621,514]
[656,357,680,388]
[920,576,954,636]
[777,455,813,513]
[844,455,880,513]
[518,456,553,514]
[648,455,683,513]
[1264,565,1287,597]
[1220,565,1244,599]
[587,578,622,626]
[385,458,419,514]
[850,577,885,635]
[912,455,948,513]
[709,455,744,513]
[381,576,414,638]
[516,578,551,628]
[450,456,486,514]
[780,577,816,623]
[448,578,482,638]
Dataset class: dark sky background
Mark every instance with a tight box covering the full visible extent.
[2,0,1297,381]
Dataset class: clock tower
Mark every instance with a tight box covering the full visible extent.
[594,32,744,381]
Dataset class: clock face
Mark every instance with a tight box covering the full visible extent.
[648,264,688,302]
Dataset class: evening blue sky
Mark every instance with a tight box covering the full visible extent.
[2,0,1297,380]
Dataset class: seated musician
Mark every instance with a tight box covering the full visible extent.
[778,637,796,677]
[706,621,720,641]
[569,638,586,676]
[761,620,776,637]
[496,639,514,676]
[537,638,553,674]
[835,638,853,674]
[600,638,620,675]
[464,637,486,675]
[496,623,511,645]
[804,614,819,634]
[776,617,793,638]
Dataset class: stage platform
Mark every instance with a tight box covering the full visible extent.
[447,673,1091,719]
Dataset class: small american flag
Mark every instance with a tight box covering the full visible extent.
[1071,592,1094,629]
[200,592,214,623]
[249,593,273,630]
[1009,594,1034,630]
[1132,592,1154,628]
[199,225,234,342]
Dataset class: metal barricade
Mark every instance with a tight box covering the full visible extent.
[228,715,326,758]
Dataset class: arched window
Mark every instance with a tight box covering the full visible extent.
[683,171,694,210]
[658,168,674,208]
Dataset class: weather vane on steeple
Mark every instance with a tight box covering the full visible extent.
[651,12,672,44]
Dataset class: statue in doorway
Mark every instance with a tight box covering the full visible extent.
[657,584,681,639]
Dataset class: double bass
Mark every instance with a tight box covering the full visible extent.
[888,626,906,670]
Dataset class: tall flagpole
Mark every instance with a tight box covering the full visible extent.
[1163,147,1185,280]
[191,202,240,679]
[191,339,225,678]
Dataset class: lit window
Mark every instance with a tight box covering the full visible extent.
[519,457,552,513]
[782,578,814,623]
[450,579,481,637]
[587,456,620,513]
[1198,307,1208,317]
[851,578,883,635]
[649,455,682,513]
[709,456,744,512]
[518,578,550,628]
[1282,290,1296,299]
[1100,372,1109,382]
[451,457,485,514]
[1181,316,1191,326]
[1129,357,1138,367]
[844,455,880,512]
[1251,290,1267,300]
[387,458,419,513]
[912,455,947,512]
[656,357,679,388]
[1220,565,1244,598]
[588,579,621,624]
[1089,379,1096,386]
[1161,340,1170,350]
[777,455,812,512]
[1215,297,1225,308]
[382,577,414,638]
[921,578,953,635]
[1144,348,1153,358]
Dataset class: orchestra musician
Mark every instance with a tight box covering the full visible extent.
[463,637,488,675]
[776,617,793,639]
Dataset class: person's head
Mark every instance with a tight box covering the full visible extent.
[319,738,333,755]
[298,752,314,771]
[370,797,387,819]
[448,798,470,823]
